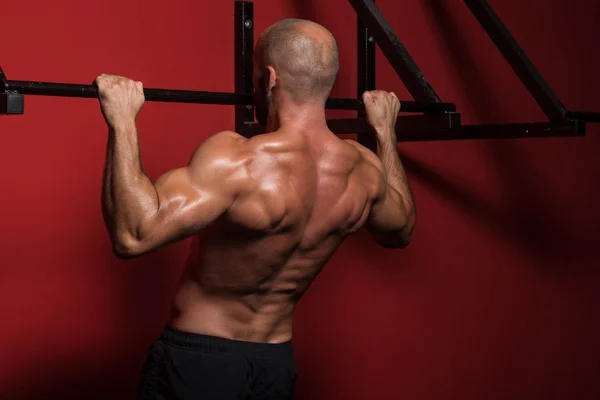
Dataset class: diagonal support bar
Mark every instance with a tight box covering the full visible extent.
[464,0,567,121]
[348,0,441,103]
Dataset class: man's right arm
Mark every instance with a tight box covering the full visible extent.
[366,126,415,248]
[361,90,416,248]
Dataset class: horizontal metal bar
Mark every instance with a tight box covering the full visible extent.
[327,113,461,134]
[326,97,454,112]
[565,110,600,123]
[2,79,456,113]
[4,80,251,105]
[247,113,461,136]
[398,120,584,142]
[464,0,566,121]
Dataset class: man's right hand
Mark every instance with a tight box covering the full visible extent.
[362,90,401,140]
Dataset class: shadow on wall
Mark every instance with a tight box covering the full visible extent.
[5,246,180,400]
[424,0,506,123]
[284,1,597,264]
[108,244,186,399]
[420,0,599,267]
[401,148,594,267]
[3,350,140,400]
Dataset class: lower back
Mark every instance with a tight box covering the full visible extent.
[169,227,344,343]
[169,278,297,343]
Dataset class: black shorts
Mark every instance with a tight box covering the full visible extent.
[137,325,298,400]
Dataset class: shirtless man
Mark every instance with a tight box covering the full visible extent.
[96,18,415,400]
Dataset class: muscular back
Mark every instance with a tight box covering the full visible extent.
[172,129,383,342]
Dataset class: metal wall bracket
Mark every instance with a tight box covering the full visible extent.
[348,0,599,140]
[235,1,255,137]
[0,66,24,114]
[233,0,598,142]
[233,1,458,139]
[1,92,24,114]
[356,0,377,151]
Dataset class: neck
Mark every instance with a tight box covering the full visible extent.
[266,101,328,133]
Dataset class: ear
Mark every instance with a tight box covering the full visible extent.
[266,66,277,92]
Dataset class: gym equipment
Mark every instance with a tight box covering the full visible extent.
[0,72,455,114]
[2,0,598,143]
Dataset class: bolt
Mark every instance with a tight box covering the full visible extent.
[245,20,253,29]
[368,36,374,44]
[246,105,253,110]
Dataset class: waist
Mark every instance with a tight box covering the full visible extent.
[170,279,296,343]
[160,325,295,359]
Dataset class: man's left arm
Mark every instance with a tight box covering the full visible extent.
[96,74,247,258]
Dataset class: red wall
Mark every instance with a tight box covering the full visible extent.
[1,1,599,399]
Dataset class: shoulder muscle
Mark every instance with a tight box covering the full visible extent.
[344,140,383,169]
[186,131,251,194]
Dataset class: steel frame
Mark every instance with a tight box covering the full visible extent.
[233,0,599,141]
[2,0,598,142]
[346,0,599,141]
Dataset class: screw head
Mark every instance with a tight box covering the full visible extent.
[368,36,374,43]
[245,20,253,29]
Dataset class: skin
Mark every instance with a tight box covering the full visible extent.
[96,19,415,344]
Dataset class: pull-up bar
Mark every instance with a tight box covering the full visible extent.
[3,0,598,142]
[0,69,456,115]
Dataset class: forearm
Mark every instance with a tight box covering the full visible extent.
[102,134,116,234]
[102,123,159,246]
[375,128,415,214]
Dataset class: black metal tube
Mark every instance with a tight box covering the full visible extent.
[566,111,600,123]
[349,0,441,103]
[4,80,252,105]
[235,1,255,135]
[357,2,378,151]
[464,0,567,121]
[247,113,461,136]
[4,80,456,113]
[325,97,455,113]
[398,120,584,142]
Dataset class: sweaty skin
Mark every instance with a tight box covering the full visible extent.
[96,19,415,344]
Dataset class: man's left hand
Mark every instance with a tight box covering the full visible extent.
[95,74,145,129]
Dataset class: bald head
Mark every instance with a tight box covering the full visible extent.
[254,19,339,103]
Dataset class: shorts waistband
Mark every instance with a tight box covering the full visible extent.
[160,325,294,359]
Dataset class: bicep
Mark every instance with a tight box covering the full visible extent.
[364,164,411,248]
[367,183,408,233]
[347,140,412,247]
